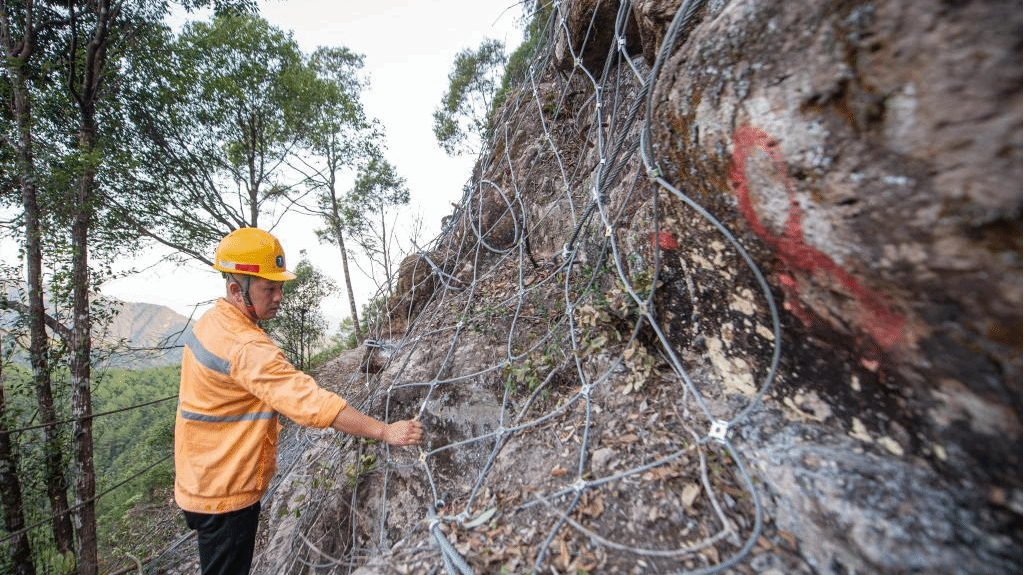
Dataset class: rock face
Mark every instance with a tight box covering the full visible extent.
[255,1,1020,574]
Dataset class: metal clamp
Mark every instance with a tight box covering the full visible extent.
[572,478,588,493]
[709,420,729,441]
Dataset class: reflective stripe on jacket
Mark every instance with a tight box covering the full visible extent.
[174,298,347,514]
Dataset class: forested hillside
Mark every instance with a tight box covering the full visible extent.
[1,294,192,368]
[97,302,193,368]
[0,288,192,364]
[1,364,180,574]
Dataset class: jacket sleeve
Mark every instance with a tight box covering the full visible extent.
[231,338,347,428]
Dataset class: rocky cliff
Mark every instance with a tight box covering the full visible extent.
[254,1,1021,574]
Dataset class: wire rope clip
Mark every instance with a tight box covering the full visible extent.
[572,478,588,493]
[648,166,662,180]
[709,420,730,441]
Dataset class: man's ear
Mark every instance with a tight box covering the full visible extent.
[227,280,242,302]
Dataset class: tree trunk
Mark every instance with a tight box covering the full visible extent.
[330,195,364,343]
[0,343,36,575]
[66,1,114,571]
[244,112,260,228]
[70,120,99,575]
[20,80,77,570]
[379,206,392,292]
[2,23,77,561]
[300,308,307,370]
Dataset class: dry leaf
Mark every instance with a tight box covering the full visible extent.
[720,484,746,498]
[681,483,701,509]
[579,493,605,517]
[550,465,568,477]
[645,465,681,481]
[778,529,798,548]
[558,538,571,571]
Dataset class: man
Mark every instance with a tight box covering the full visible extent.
[174,227,423,575]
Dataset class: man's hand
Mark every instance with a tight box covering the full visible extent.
[382,419,424,446]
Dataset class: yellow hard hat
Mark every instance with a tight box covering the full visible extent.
[213,228,297,281]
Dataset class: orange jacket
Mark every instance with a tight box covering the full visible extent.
[174,298,347,514]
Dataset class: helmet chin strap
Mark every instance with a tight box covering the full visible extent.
[232,274,260,323]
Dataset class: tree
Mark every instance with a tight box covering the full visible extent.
[109,12,316,266]
[177,13,309,228]
[432,38,507,156]
[296,46,379,345]
[0,0,77,563]
[62,1,122,569]
[492,1,553,116]
[344,154,410,293]
[265,258,336,371]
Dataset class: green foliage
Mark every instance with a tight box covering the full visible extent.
[85,365,181,569]
[341,153,411,287]
[90,365,180,505]
[302,46,375,159]
[0,363,180,568]
[344,452,377,488]
[432,3,552,157]
[433,38,507,156]
[501,342,563,400]
[114,11,346,262]
[265,258,337,370]
[308,318,358,369]
[493,2,553,117]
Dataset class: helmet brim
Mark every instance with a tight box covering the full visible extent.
[212,264,296,281]
[260,270,297,281]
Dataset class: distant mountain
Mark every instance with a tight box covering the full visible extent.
[1,288,193,369]
[94,300,193,368]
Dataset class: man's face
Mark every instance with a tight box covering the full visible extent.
[240,276,285,320]
[251,277,285,320]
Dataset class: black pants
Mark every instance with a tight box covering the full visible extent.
[183,501,261,575]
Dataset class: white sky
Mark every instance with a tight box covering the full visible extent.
[100,0,524,323]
